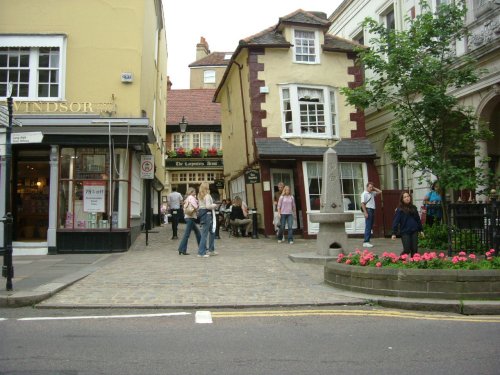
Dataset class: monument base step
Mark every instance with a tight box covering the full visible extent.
[288,252,337,265]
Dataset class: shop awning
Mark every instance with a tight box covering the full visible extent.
[10,115,155,145]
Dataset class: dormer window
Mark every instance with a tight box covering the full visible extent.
[293,29,319,63]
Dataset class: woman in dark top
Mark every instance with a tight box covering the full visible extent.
[391,192,423,256]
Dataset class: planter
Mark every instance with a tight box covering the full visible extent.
[324,261,500,299]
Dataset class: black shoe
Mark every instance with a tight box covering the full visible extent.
[172,236,178,240]
[215,236,221,239]
[178,252,189,255]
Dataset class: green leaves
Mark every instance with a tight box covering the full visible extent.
[342,1,491,193]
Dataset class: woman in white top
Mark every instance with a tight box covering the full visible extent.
[197,182,218,257]
[177,187,200,255]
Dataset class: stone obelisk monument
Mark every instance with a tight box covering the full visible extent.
[290,148,354,263]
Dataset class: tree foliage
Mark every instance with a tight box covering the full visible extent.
[341,0,491,196]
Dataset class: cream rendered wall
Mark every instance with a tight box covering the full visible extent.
[258,48,357,142]
[189,66,226,89]
[0,0,145,116]
[140,0,167,182]
[220,51,252,182]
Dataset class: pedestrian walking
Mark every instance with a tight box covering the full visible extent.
[177,187,200,255]
[391,192,423,256]
[361,182,382,248]
[423,181,443,226]
[277,185,296,244]
[197,181,218,257]
[167,186,183,239]
[273,181,284,235]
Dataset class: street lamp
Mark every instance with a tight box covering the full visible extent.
[179,116,188,133]
[2,82,14,290]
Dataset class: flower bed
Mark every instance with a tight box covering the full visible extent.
[325,250,500,299]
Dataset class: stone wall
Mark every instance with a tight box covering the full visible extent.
[325,262,500,300]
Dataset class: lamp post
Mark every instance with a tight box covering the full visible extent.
[179,116,188,134]
[2,83,14,290]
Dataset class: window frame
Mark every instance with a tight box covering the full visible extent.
[172,132,222,150]
[279,84,338,139]
[0,35,66,100]
[292,28,320,64]
[203,70,216,84]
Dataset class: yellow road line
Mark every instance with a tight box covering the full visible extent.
[211,309,500,323]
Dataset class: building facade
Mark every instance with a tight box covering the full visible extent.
[329,0,500,209]
[0,0,167,254]
[165,89,223,197]
[215,9,383,238]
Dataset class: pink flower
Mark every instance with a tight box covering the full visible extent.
[458,251,466,257]
[376,262,382,268]
[468,254,476,260]
[439,252,446,258]
[345,259,352,265]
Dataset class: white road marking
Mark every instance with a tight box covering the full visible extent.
[17,312,191,321]
[0,318,7,321]
[195,310,213,324]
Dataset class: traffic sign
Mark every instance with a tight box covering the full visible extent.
[11,131,43,144]
[140,155,154,179]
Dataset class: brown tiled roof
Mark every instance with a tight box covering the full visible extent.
[189,52,233,67]
[323,34,363,52]
[167,89,220,126]
[278,9,330,29]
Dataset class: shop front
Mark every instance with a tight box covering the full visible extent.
[1,115,156,255]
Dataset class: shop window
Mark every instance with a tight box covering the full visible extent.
[305,161,365,211]
[58,147,129,230]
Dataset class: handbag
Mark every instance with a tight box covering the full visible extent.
[184,202,196,216]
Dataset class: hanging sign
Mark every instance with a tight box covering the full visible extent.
[244,169,260,184]
[141,155,154,179]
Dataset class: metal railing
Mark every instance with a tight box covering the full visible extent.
[447,194,499,256]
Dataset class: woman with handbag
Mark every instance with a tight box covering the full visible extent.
[197,181,218,257]
[177,187,201,255]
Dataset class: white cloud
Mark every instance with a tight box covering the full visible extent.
[164,0,343,89]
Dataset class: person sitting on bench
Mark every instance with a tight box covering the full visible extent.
[229,196,253,237]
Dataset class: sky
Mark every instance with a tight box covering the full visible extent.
[164,0,344,89]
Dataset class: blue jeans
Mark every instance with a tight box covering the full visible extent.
[278,214,294,242]
[198,209,215,255]
[178,218,200,253]
[364,208,375,242]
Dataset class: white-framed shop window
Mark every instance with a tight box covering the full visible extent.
[303,161,367,234]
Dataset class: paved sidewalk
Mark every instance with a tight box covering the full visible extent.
[1,224,499,314]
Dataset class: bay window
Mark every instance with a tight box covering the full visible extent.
[280,85,338,138]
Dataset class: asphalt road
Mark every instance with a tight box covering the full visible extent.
[1,307,499,375]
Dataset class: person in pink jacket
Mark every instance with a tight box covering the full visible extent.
[277,185,296,244]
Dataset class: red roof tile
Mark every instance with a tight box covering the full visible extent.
[167,89,221,126]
